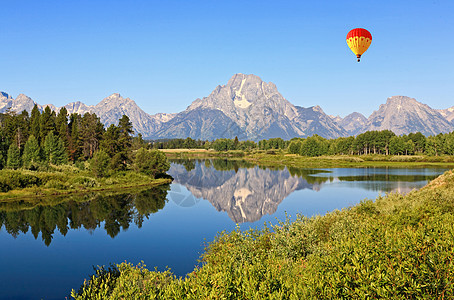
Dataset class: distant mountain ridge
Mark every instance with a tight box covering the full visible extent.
[1,74,453,139]
[361,96,452,136]
[0,91,176,137]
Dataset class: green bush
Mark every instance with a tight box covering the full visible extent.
[90,150,110,178]
[0,170,41,191]
[44,179,69,190]
[71,176,100,188]
[134,148,170,178]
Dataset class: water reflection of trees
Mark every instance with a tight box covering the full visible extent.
[170,159,256,173]
[0,185,170,246]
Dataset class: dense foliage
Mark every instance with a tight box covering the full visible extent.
[0,107,169,183]
[150,130,454,157]
[71,170,454,299]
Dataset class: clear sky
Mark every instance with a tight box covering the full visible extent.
[1,0,453,118]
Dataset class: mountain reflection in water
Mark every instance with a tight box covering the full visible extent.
[0,185,170,246]
[169,159,447,224]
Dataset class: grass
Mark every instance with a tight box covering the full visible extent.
[71,168,454,299]
[0,166,172,201]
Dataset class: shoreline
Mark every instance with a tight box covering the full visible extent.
[0,172,172,202]
[162,149,454,168]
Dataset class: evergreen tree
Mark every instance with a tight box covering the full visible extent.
[22,135,41,169]
[15,110,30,150]
[131,133,145,150]
[40,106,56,145]
[100,124,120,157]
[68,113,82,161]
[44,132,68,165]
[6,143,21,169]
[55,107,69,148]
[79,113,104,159]
[233,136,239,149]
[30,104,41,143]
[1,108,17,145]
[118,114,134,151]
[0,138,7,169]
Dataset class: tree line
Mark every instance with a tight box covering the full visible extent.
[0,105,168,177]
[150,130,454,157]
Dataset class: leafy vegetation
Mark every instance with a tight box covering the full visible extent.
[71,169,454,299]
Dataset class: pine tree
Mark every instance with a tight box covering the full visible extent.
[6,143,21,169]
[79,113,104,159]
[100,124,120,157]
[56,107,69,149]
[68,113,82,161]
[0,137,9,169]
[30,104,41,143]
[22,135,41,169]
[40,106,56,145]
[44,132,68,165]
[118,114,134,151]
[15,110,30,150]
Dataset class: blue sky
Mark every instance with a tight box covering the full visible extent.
[1,0,453,117]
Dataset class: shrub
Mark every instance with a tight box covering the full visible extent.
[90,150,110,178]
[71,176,100,188]
[6,143,21,169]
[134,148,170,178]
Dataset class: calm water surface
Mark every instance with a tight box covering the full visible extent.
[0,159,449,299]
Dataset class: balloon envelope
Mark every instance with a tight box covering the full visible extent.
[346,28,372,61]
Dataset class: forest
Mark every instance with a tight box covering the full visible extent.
[0,106,170,194]
[152,130,454,157]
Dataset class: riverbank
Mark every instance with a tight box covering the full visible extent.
[71,168,454,299]
[0,165,172,201]
[162,148,454,168]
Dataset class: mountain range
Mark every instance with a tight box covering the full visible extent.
[1,74,453,140]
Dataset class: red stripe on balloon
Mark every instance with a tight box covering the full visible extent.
[346,28,372,40]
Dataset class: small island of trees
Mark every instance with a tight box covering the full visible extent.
[0,105,170,196]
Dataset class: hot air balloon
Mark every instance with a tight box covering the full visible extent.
[346,28,372,62]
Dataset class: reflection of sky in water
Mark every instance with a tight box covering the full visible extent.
[0,164,450,299]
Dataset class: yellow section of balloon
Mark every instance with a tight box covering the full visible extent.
[346,36,372,57]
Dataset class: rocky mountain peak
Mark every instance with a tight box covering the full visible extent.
[155,74,347,140]
[103,93,123,102]
[364,95,452,136]
[15,94,34,102]
[312,105,324,113]
[338,112,367,135]
[437,106,454,123]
